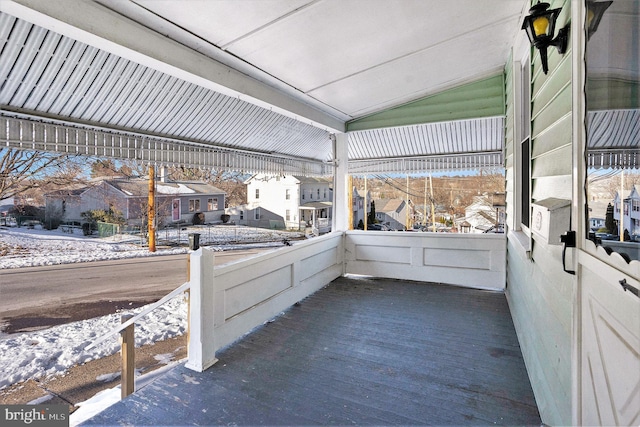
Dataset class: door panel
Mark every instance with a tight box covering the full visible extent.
[579,251,640,426]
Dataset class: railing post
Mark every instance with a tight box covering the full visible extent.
[186,253,191,357]
[185,248,218,372]
[120,314,135,399]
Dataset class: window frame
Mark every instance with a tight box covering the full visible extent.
[189,198,201,213]
[515,55,532,235]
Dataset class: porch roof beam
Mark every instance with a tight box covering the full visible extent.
[0,113,332,176]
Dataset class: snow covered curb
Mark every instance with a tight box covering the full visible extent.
[0,295,187,390]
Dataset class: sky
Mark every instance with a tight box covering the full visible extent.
[0,225,299,425]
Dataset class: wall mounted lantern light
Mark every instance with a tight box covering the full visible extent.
[521,1,570,74]
[586,1,612,39]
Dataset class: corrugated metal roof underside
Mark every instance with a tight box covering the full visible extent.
[0,12,510,176]
[347,117,505,174]
[0,114,332,175]
[0,13,333,164]
[587,109,640,170]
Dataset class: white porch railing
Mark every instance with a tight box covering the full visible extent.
[344,231,506,291]
[186,232,344,371]
[186,231,506,371]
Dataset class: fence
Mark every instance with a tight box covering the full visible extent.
[97,221,121,237]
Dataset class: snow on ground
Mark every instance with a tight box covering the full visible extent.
[0,224,303,390]
[0,294,187,390]
[0,225,301,269]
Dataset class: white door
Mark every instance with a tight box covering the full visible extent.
[578,249,640,425]
[579,0,640,423]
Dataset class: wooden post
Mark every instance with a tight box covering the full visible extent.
[186,253,191,357]
[148,165,156,252]
[120,314,135,399]
[620,169,624,241]
[364,176,368,230]
[430,174,436,232]
[348,176,353,230]
[406,175,410,230]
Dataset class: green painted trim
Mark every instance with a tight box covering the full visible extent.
[346,74,506,132]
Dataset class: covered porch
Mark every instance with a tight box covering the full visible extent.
[2,1,638,426]
[299,201,332,234]
[83,274,539,426]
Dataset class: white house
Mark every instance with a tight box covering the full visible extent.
[374,198,411,231]
[613,185,640,237]
[351,187,370,229]
[461,194,506,233]
[236,174,332,232]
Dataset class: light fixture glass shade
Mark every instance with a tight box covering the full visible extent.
[521,1,568,74]
[522,2,561,46]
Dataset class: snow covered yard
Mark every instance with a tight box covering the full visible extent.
[0,223,306,422]
[0,294,187,390]
[0,224,303,269]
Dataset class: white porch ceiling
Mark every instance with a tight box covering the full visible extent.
[103,0,524,120]
[0,0,527,173]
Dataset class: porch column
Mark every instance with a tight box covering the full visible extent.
[148,165,156,252]
[332,133,349,231]
[185,247,218,372]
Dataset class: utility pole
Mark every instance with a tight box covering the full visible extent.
[424,176,427,227]
[364,176,368,230]
[348,176,353,230]
[620,169,625,241]
[406,175,410,230]
[429,174,436,232]
[148,165,156,252]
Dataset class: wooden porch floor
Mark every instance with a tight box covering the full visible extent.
[81,276,541,426]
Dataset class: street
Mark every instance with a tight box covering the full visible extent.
[0,248,272,332]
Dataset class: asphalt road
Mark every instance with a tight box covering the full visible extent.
[0,248,272,331]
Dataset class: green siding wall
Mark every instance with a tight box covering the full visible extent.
[504,0,574,425]
[346,74,505,132]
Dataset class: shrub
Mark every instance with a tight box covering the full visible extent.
[192,212,205,225]
[43,218,61,230]
[81,209,125,225]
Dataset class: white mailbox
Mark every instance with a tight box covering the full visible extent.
[531,198,571,245]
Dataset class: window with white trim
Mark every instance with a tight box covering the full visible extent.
[189,199,200,212]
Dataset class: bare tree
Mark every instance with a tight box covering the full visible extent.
[0,148,86,202]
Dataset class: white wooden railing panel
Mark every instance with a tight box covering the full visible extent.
[188,231,507,372]
[345,231,506,290]
[187,232,344,371]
